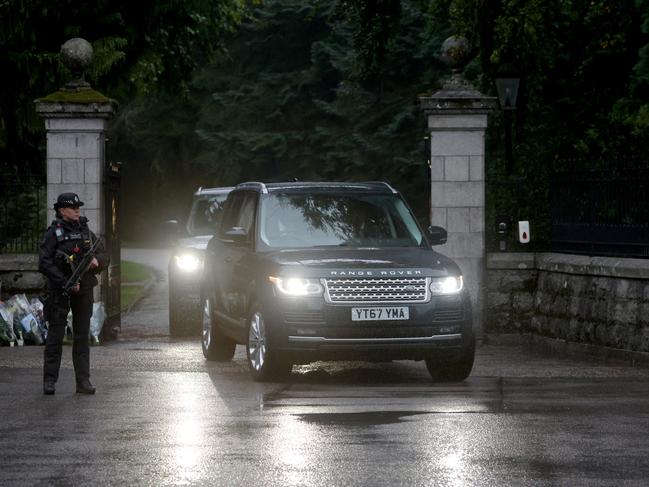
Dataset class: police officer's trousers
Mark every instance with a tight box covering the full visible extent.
[43,291,93,384]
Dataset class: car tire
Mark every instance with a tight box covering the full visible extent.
[169,280,202,337]
[246,306,292,382]
[425,339,475,382]
[201,295,236,361]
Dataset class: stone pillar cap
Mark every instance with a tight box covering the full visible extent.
[419,89,497,115]
[61,38,93,90]
[34,94,116,119]
[419,35,497,115]
[34,37,117,118]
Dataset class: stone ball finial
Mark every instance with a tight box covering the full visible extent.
[440,36,471,72]
[61,38,93,88]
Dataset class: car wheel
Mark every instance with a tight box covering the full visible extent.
[201,296,236,361]
[425,339,475,382]
[246,307,291,382]
[169,280,202,337]
[168,294,184,336]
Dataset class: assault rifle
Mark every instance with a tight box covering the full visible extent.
[62,237,102,296]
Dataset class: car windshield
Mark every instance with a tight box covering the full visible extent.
[189,195,228,235]
[259,193,424,248]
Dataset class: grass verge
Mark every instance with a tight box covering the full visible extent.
[122,260,155,283]
[121,260,155,311]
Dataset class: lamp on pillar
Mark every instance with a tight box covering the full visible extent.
[494,65,520,174]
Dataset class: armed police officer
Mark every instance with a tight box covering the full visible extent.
[39,193,109,395]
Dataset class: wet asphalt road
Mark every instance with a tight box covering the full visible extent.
[1,250,649,486]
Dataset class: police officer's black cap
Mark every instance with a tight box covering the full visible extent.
[54,192,84,209]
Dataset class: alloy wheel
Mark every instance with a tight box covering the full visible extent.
[202,298,212,349]
[248,311,267,371]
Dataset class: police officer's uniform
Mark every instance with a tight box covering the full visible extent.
[38,193,109,395]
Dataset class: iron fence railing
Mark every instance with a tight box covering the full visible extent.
[550,160,649,258]
[0,179,47,254]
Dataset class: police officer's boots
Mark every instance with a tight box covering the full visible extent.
[43,381,56,395]
[76,379,96,395]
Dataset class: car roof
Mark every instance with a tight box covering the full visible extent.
[193,186,235,197]
[234,181,398,195]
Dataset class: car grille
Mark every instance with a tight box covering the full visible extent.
[323,277,430,304]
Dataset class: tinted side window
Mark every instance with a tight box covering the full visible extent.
[189,195,228,236]
[235,193,257,241]
[220,193,245,236]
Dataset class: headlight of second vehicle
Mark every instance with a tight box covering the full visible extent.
[268,276,324,296]
[430,276,463,295]
[174,253,203,272]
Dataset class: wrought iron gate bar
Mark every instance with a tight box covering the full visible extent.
[550,161,649,258]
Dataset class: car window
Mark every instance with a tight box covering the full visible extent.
[236,193,257,236]
[258,193,424,248]
[188,195,228,236]
[220,193,245,235]
[220,191,257,241]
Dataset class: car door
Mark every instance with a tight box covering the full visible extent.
[208,191,244,331]
[224,191,258,334]
[211,191,257,336]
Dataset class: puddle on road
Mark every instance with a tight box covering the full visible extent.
[297,410,426,426]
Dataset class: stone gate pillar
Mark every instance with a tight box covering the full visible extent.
[419,37,496,339]
[34,38,116,306]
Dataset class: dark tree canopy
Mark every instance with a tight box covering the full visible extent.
[3,0,649,246]
[0,0,246,177]
[112,0,444,238]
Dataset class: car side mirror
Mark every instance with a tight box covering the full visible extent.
[223,226,248,244]
[427,225,447,246]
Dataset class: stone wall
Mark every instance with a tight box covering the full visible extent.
[0,254,46,300]
[485,253,538,333]
[486,252,649,352]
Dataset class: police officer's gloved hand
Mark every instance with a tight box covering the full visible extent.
[61,283,79,293]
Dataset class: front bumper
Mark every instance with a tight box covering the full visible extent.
[263,292,472,361]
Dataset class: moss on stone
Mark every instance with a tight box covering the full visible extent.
[37,88,116,105]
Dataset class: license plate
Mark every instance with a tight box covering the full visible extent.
[351,307,409,321]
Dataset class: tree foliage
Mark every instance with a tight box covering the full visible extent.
[112,0,649,241]
[0,0,246,179]
[4,0,649,247]
[432,0,649,247]
[113,0,449,236]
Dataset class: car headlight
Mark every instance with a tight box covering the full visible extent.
[268,276,324,296]
[174,253,203,272]
[430,276,463,295]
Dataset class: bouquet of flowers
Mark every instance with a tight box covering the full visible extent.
[29,297,48,341]
[0,301,17,346]
[6,294,43,345]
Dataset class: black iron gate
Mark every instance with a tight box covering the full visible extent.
[102,160,121,339]
[550,159,649,258]
[0,175,46,253]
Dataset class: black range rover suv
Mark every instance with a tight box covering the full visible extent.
[201,182,474,381]
[168,186,232,335]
